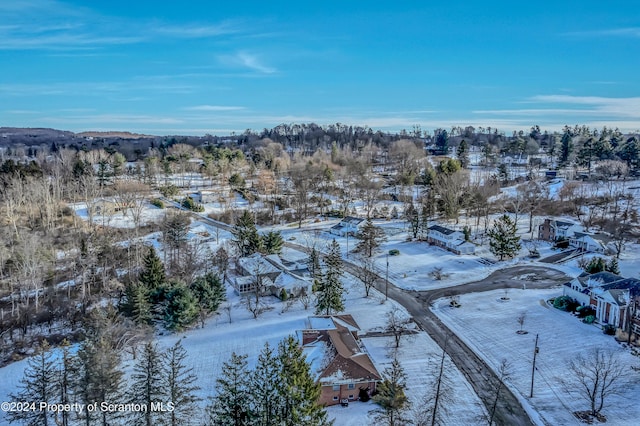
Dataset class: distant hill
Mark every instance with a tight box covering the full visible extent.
[76,131,155,139]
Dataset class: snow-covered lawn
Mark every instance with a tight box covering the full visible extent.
[432,287,640,425]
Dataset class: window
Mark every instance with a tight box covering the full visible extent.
[332,385,340,391]
[348,383,355,390]
[348,395,354,399]
[333,396,338,401]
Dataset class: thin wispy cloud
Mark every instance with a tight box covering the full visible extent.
[219,52,277,74]
[563,27,640,38]
[183,105,245,111]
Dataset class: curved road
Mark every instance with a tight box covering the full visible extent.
[288,238,569,426]
[173,209,569,425]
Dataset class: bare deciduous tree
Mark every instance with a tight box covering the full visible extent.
[561,348,628,420]
[385,306,413,349]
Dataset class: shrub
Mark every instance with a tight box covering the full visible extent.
[388,249,400,256]
[159,184,179,198]
[150,198,164,209]
[576,305,596,318]
[603,324,616,335]
[553,295,578,311]
[280,288,288,301]
[182,197,204,212]
[583,315,596,324]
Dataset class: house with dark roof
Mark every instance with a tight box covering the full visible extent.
[539,218,606,253]
[563,271,640,329]
[329,216,365,237]
[301,315,381,406]
[427,224,475,255]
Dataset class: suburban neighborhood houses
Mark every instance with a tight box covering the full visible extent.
[2,124,640,426]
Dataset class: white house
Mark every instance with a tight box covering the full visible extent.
[233,253,312,298]
[329,216,365,237]
[427,225,475,255]
[569,232,606,253]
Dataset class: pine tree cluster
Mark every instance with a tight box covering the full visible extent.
[207,336,331,426]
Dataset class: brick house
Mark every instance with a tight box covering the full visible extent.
[301,315,381,406]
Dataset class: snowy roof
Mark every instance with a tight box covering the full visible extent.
[237,253,280,275]
[428,225,457,235]
[302,316,380,385]
[341,216,364,225]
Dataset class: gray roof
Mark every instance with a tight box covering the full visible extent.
[428,225,457,235]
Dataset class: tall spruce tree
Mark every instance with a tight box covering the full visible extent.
[8,340,56,426]
[140,246,166,295]
[488,214,521,261]
[233,210,262,257]
[371,358,412,426]
[316,239,345,315]
[128,341,167,426]
[76,337,125,426]
[307,248,321,280]
[164,282,199,331]
[208,352,252,426]
[277,335,331,426]
[262,230,284,254]
[123,282,153,325]
[250,342,282,426]
[191,273,226,325]
[213,246,230,283]
[355,219,387,257]
[457,139,470,168]
[163,340,201,426]
[54,340,76,426]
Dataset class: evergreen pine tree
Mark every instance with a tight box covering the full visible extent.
[8,340,56,426]
[457,139,470,168]
[214,247,230,283]
[164,282,199,331]
[262,231,284,254]
[163,339,201,426]
[123,282,153,325]
[355,219,387,257]
[559,130,573,166]
[250,342,282,426]
[233,210,262,256]
[54,339,76,426]
[607,257,620,275]
[128,341,167,426]
[307,248,321,280]
[488,214,521,261]
[207,352,252,426]
[76,337,125,426]
[315,239,345,315]
[276,336,331,426]
[140,246,166,295]
[370,358,412,426]
[191,273,226,326]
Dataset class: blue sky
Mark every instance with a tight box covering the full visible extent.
[1,0,639,135]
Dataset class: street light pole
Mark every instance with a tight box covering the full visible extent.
[530,333,539,398]
[385,254,389,301]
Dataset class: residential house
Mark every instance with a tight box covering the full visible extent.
[538,218,582,241]
[427,225,475,255]
[563,271,640,329]
[539,218,606,253]
[329,216,365,237]
[569,232,605,253]
[301,315,381,406]
[233,253,311,298]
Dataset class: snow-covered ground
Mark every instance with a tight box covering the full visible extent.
[0,252,484,425]
[432,287,640,425]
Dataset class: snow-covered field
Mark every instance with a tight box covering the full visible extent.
[432,287,640,425]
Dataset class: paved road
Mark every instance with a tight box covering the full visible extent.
[167,210,569,426]
[288,238,569,426]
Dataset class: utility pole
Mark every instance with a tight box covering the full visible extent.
[530,333,539,398]
[385,254,389,301]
